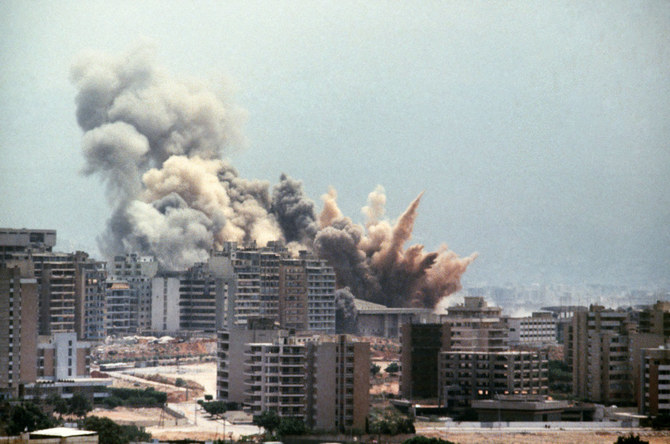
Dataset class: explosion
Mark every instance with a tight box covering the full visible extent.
[72,43,476,308]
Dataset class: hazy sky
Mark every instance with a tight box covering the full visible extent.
[1,1,669,287]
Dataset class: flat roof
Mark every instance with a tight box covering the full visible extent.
[30,427,96,438]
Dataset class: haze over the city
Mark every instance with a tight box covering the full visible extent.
[1,1,668,288]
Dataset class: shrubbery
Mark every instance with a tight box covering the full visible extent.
[103,387,167,408]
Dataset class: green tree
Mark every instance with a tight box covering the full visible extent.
[202,401,228,418]
[175,377,186,387]
[371,363,381,376]
[81,416,151,444]
[0,402,57,435]
[614,433,649,444]
[253,410,281,435]
[69,393,93,418]
[277,417,306,436]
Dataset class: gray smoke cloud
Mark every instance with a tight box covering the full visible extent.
[271,174,318,245]
[74,43,475,307]
[335,288,357,334]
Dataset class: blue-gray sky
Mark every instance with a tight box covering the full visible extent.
[1,1,669,287]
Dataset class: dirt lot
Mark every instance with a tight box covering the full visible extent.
[418,429,670,444]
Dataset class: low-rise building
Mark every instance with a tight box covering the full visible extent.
[504,312,557,348]
[438,350,548,409]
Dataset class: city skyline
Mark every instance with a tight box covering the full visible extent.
[1,2,669,288]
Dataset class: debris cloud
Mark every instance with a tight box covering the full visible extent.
[73,43,475,307]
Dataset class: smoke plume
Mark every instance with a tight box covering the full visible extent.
[73,43,475,308]
[335,288,358,334]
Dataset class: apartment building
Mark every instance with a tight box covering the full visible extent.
[504,312,557,348]
[400,323,450,401]
[438,350,548,409]
[567,305,634,404]
[105,280,133,336]
[639,301,670,337]
[243,334,369,432]
[0,228,56,261]
[111,254,157,332]
[217,317,283,403]
[37,332,90,380]
[179,262,220,332]
[151,272,182,332]
[439,296,508,352]
[640,346,670,416]
[76,258,107,341]
[0,262,38,399]
[217,243,336,333]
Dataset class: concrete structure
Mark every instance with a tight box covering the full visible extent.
[504,312,557,347]
[76,258,107,341]
[179,262,220,332]
[301,254,336,334]
[355,298,435,338]
[105,280,133,336]
[0,262,39,399]
[400,323,450,401]
[0,228,56,260]
[151,273,182,332]
[640,346,670,416]
[472,395,569,422]
[639,301,670,337]
[438,350,548,409]
[567,305,634,404]
[217,317,283,403]
[37,332,90,380]
[29,427,98,444]
[216,243,336,333]
[111,254,157,332]
[243,334,369,432]
[439,297,508,352]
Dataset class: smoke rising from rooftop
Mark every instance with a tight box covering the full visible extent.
[73,43,475,308]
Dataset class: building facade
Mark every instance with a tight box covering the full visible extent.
[438,350,548,409]
[0,262,38,399]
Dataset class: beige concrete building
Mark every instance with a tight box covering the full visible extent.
[354,298,435,338]
[111,254,157,333]
[217,317,283,403]
[438,350,548,409]
[0,262,39,399]
[37,332,90,380]
[243,334,369,432]
[504,312,557,348]
[567,305,634,404]
[640,346,670,416]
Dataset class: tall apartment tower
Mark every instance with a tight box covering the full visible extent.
[438,296,508,352]
[400,323,450,401]
[216,317,282,403]
[223,242,285,324]
[111,254,158,333]
[33,251,79,335]
[279,254,336,334]
[243,334,369,432]
[568,305,633,404]
[0,262,38,399]
[218,243,336,332]
[76,259,107,341]
[105,280,133,336]
[151,272,182,333]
